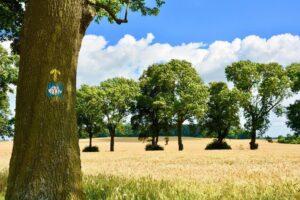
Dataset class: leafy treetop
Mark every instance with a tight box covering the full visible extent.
[287,63,300,93]
[76,84,103,136]
[0,0,165,53]
[167,59,208,124]
[203,82,240,139]
[286,100,300,136]
[96,77,140,132]
[226,60,291,136]
[0,45,18,139]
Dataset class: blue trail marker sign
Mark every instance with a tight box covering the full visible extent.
[47,68,63,98]
[47,82,64,97]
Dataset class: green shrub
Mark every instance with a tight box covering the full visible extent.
[83,146,99,152]
[277,134,300,144]
[265,136,273,143]
[145,144,164,151]
[205,139,232,150]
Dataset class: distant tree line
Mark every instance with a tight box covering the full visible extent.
[0,45,299,150]
[79,124,250,139]
[75,59,300,151]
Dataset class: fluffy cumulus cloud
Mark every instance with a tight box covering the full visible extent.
[78,33,300,86]
[77,33,300,136]
[3,34,300,136]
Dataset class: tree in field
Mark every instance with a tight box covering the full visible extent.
[96,77,139,152]
[131,63,173,149]
[202,82,240,149]
[167,60,208,151]
[3,0,165,198]
[286,100,300,136]
[76,84,102,151]
[286,63,300,136]
[0,45,18,139]
[226,60,291,150]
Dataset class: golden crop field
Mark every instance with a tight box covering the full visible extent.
[1,137,300,199]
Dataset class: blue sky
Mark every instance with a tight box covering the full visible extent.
[86,0,300,45]
[79,0,300,137]
[3,0,300,138]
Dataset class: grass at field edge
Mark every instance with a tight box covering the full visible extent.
[0,171,299,200]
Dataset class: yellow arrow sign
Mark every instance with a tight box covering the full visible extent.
[50,68,61,82]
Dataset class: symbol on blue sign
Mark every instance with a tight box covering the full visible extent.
[47,82,64,97]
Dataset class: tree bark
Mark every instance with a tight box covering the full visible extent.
[177,122,184,151]
[6,0,94,199]
[155,129,159,145]
[151,136,155,146]
[89,132,93,148]
[110,128,115,152]
[249,128,258,150]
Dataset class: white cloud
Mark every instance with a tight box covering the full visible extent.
[78,33,300,86]
[3,34,300,137]
[77,33,300,137]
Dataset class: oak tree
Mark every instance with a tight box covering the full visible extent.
[131,63,173,147]
[76,84,102,150]
[4,0,165,199]
[96,77,139,152]
[167,60,208,151]
[202,82,240,147]
[226,61,291,149]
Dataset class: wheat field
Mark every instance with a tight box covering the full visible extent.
[1,137,300,199]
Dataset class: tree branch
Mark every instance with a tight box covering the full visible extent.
[89,1,130,25]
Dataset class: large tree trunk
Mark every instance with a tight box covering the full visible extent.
[151,136,155,146]
[177,122,184,151]
[6,0,94,199]
[217,130,223,143]
[89,132,93,148]
[110,128,115,152]
[249,128,258,150]
[155,129,159,145]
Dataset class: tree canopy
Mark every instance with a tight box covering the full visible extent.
[203,82,240,143]
[76,84,103,148]
[95,77,140,151]
[287,63,300,93]
[131,62,173,147]
[0,0,25,53]
[286,100,300,136]
[0,45,18,139]
[92,0,165,24]
[226,60,291,149]
[0,0,165,53]
[166,59,208,150]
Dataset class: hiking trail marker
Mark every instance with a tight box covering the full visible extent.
[47,68,64,98]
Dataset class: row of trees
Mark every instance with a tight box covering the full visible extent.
[76,59,299,151]
[1,48,299,151]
